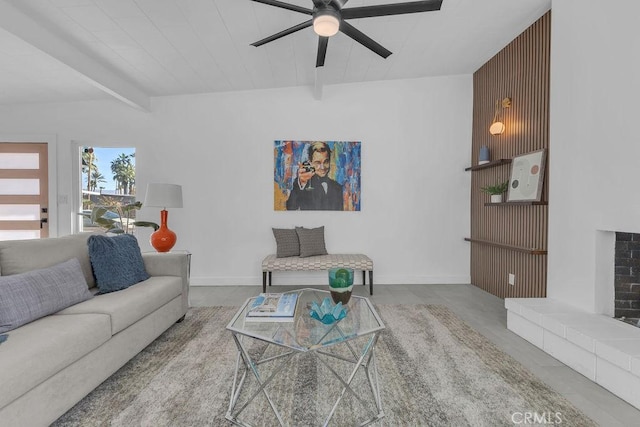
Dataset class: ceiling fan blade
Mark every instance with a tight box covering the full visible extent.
[330,0,350,9]
[341,0,442,19]
[316,37,329,67]
[251,20,313,47]
[251,0,312,15]
[340,21,392,58]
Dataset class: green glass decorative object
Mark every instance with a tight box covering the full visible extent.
[328,268,354,304]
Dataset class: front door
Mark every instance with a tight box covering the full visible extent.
[0,143,49,240]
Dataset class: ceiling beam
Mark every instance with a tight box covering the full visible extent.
[313,67,324,101]
[0,1,150,111]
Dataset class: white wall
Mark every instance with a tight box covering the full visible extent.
[549,1,640,310]
[0,75,472,286]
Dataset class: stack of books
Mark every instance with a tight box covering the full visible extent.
[245,293,298,322]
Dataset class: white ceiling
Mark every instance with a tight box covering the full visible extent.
[0,0,550,109]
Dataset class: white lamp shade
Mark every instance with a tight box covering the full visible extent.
[144,183,183,209]
[313,13,340,37]
[489,121,505,135]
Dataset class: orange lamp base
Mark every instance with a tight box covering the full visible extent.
[150,209,177,253]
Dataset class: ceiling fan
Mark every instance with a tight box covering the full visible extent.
[251,0,443,67]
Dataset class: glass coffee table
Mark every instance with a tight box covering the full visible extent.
[226,288,385,426]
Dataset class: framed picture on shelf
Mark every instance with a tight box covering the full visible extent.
[507,149,546,202]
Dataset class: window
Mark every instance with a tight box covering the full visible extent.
[79,147,137,233]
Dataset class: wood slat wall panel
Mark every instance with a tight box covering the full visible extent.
[470,12,550,298]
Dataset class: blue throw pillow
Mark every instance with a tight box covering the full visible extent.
[0,258,93,333]
[88,234,149,294]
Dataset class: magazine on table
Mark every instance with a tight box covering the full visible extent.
[245,293,298,322]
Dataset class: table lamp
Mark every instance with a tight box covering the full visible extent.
[144,183,183,252]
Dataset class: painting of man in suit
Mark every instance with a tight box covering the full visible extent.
[274,140,361,211]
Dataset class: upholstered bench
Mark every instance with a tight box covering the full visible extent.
[261,254,374,295]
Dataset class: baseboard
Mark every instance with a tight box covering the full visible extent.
[190,275,470,286]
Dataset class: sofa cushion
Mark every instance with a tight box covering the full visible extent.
[272,228,300,257]
[0,258,94,333]
[0,312,111,409]
[0,233,96,288]
[57,276,182,335]
[88,234,150,294]
[296,226,328,257]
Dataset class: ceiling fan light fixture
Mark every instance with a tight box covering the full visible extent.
[250,0,444,66]
[313,10,340,37]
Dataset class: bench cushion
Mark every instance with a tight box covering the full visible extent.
[262,254,373,271]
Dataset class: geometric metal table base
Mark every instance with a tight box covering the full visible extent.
[226,331,384,427]
[226,289,386,426]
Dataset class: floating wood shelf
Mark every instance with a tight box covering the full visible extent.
[484,201,548,206]
[464,159,512,171]
[464,238,547,255]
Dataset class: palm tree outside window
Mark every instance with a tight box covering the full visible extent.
[79,147,137,232]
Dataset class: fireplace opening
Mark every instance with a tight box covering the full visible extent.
[615,232,640,326]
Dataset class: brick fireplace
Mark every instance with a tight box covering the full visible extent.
[615,232,640,320]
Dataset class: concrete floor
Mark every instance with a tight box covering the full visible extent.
[190,283,640,426]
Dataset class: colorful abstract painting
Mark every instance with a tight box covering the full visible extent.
[274,140,361,211]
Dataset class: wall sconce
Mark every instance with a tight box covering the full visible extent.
[489,97,512,135]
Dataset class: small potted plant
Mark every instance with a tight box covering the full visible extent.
[480,181,509,203]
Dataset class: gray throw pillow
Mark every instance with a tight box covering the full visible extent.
[88,234,150,294]
[0,258,93,333]
[272,228,300,258]
[296,226,328,257]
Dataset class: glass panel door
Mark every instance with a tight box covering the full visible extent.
[0,143,48,240]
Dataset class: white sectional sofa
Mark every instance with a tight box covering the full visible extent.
[0,233,190,427]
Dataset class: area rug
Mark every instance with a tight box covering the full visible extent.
[52,305,595,426]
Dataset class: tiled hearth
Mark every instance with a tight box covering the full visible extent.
[506,298,640,409]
